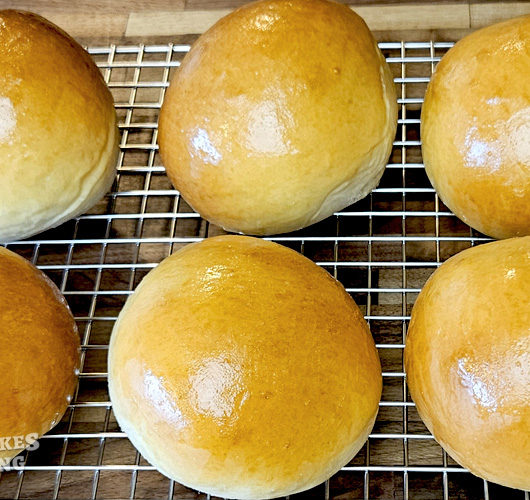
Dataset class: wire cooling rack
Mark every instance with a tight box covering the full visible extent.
[0,42,528,500]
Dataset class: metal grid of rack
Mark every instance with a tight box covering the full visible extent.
[0,42,527,500]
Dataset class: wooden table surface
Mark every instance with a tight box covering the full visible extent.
[0,0,529,44]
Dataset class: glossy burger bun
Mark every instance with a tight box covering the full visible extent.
[0,10,119,243]
[0,247,79,463]
[421,15,530,239]
[158,0,397,236]
[108,235,382,499]
[405,237,530,490]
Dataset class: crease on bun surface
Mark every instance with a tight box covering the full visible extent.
[421,15,530,239]
[0,247,79,463]
[108,235,382,499]
[405,237,530,491]
[0,10,119,243]
[158,0,397,235]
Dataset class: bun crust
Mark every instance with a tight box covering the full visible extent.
[158,0,397,235]
[405,237,530,490]
[421,15,530,239]
[0,247,79,463]
[0,10,119,242]
[108,236,382,499]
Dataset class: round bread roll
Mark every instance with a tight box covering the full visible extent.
[108,235,382,499]
[158,0,397,236]
[421,15,530,239]
[0,247,79,464]
[0,10,119,243]
[405,237,530,490]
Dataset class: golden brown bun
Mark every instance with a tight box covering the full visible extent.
[0,10,119,243]
[421,15,530,239]
[108,235,382,499]
[0,247,79,463]
[158,0,397,236]
[405,237,530,490]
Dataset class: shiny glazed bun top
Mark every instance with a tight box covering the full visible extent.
[0,10,119,242]
[421,15,530,239]
[0,247,79,463]
[108,236,382,499]
[405,237,530,490]
[159,0,397,235]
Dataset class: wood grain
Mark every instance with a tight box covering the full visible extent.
[126,8,232,36]
[0,1,529,40]
[126,3,470,36]
[184,0,465,8]
[471,1,530,27]
[38,12,129,38]
[0,0,186,12]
